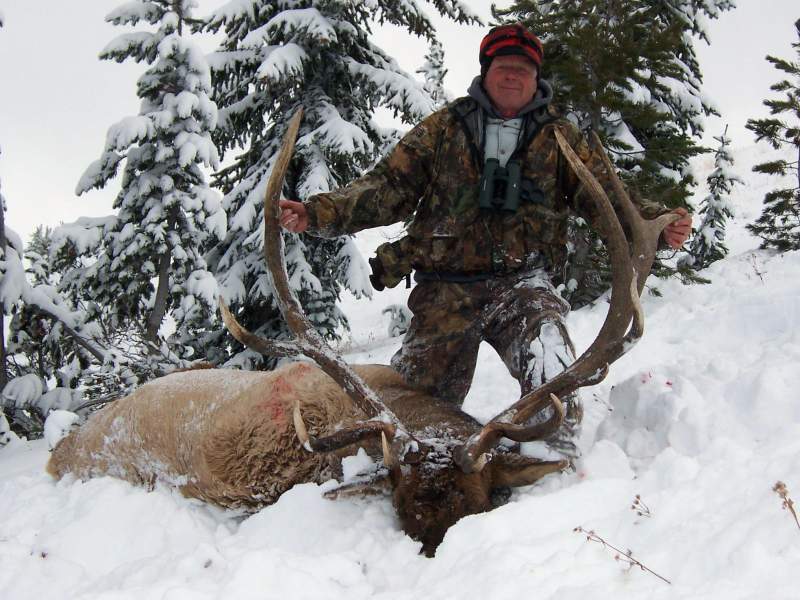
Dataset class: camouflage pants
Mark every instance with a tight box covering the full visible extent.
[391,268,583,454]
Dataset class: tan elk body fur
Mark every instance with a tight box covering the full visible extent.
[47,363,395,509]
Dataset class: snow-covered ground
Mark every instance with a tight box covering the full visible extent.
[2,146,799,599]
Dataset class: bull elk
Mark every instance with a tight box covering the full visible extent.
[47,109,677,556]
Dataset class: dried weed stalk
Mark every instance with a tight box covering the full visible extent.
[773,481,800,531]
[631,494,652,518]
[574,526,671,585]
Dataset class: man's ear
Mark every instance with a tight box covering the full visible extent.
[491,453,568,488]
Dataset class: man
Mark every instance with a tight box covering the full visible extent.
[278,24,692,458]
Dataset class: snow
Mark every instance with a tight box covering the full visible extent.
[608,118,645,156]
[3,144,800,599]
[36,390,77,419]
[345,57,435,122]
[257,43,308,81]
[0,227,26,311]
[104,115,156,151]
[264,8,339,44]
[0,143,800,600]
[105,2,164,26]
[43,410,79,450]
[1,374,43,410]
[0,413,16,447]
[308,103,376,157]
[100,31,157,59]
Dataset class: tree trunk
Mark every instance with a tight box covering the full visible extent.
[145,210,178,344]
[173,0,183,35]
[146,1,182,344]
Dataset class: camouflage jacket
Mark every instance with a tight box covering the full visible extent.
[304,85,667,285]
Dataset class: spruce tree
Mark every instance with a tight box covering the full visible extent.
[497,0,733,304]
[418,39,451,109]
[202,1,478,369]
[681,127,741,269]
[746,19,800,252]
[5,228,96,394]
[60,0,225,375]
[0,192,88,436]
[7,227,67,386]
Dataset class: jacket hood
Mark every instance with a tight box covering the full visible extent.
[467,75,554,120]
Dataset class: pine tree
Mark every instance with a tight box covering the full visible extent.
[0,189,88,436]
[5,228,93,393]
[497,0,733,304]
[7,227,67,385]
[746,19,800,252]
[681,127,741,269]
[418,39,451,108]
[202,0,479,369]
[60,0,225,376]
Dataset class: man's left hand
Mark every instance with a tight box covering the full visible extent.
[662,207,692,250]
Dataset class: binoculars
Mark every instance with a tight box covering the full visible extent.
[478,158,521,212]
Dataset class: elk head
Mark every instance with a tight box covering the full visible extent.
[219,109,679,556]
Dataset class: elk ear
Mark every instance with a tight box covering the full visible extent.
[322,472,392,500]
[491,453,569,488]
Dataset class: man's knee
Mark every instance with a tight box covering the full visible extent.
[516,317,576,392]
[391,337,476,405]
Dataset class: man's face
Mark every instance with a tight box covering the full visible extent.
[483,55,538,118]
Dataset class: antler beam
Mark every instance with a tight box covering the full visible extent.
[219,108,406,443]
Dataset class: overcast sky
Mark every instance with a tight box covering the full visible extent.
[0,1,797,242]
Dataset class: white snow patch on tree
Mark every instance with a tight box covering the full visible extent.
[43,409,80,450]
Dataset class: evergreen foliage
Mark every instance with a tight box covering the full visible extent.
[0,181,88,438]
[746,19,800,252]
[202,0,479,369]
[418,39,451,108]
[57,0,225,378]
[7,228,81,388]
[497,0,733,304]
[682,127,741,269]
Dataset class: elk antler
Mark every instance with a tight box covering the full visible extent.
[455,129,680,472]
[219,108,405,450]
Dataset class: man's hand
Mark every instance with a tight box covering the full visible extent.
[279,199,309,233]
[662,207,692,250]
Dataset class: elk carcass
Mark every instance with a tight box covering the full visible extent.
[47,110,678,556]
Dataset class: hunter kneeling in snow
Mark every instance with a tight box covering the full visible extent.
[278,23,692,459]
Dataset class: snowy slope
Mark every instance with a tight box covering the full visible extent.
[1,146,799,599]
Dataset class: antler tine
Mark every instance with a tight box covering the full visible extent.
[218,298,304,358]
[292,402,397,453]
[220,108,404,434]
[588,131,680,295]
[455,129,678,472]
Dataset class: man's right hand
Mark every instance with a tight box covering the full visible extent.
[278,199,309,233]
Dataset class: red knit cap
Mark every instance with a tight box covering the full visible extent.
[479,23,543,74]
